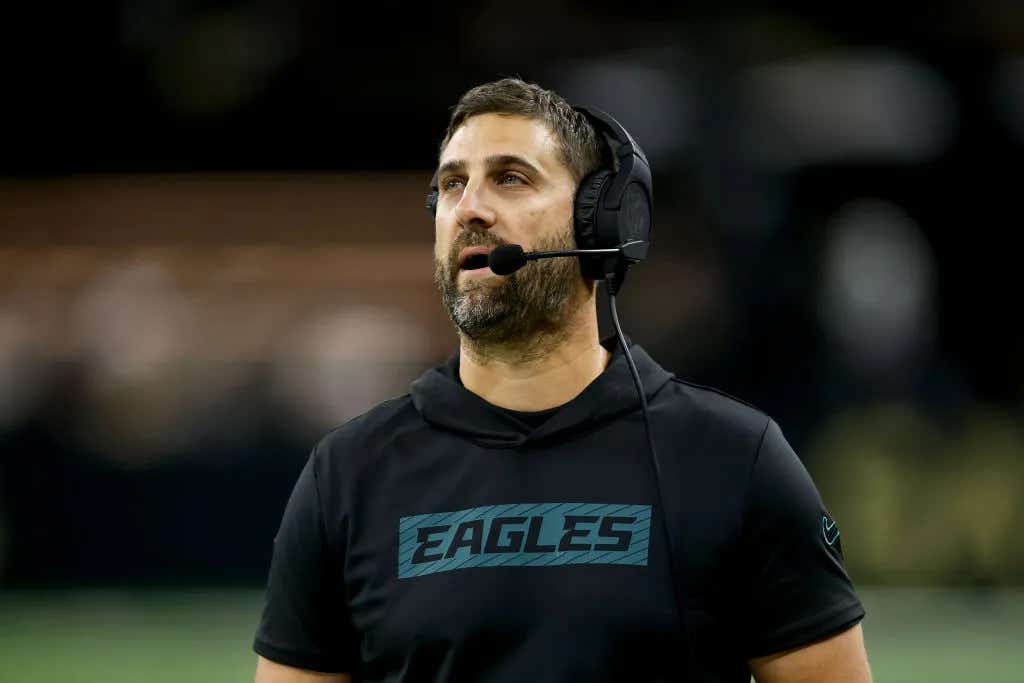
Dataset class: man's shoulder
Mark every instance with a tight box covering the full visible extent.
[660,376,773,448]
[312,393,420,464]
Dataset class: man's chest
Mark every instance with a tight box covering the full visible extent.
[354,501,681,681]
[337,449,692,675]
[332,433,746,680]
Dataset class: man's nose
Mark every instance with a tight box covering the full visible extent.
[454,182,497,231]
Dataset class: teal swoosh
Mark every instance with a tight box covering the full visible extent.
[822,515,840,546]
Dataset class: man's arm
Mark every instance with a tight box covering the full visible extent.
[254,448,362,674]
[748,623,871,683]
[255,655,352,683]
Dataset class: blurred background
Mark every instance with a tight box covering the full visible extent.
[2,1,1023,681]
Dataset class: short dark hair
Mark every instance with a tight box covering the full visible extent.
[439,78,604,183]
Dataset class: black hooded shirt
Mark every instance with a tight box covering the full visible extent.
[254,335,864,682]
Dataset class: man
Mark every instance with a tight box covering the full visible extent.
[253,78,872,682]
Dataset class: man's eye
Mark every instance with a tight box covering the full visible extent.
[441,177,464,191]
[499,173,525,185]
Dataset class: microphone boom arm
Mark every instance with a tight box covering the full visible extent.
[526,247,619,258]
[487,240,648,279]
[526,239,648,264]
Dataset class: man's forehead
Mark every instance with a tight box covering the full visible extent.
[440,113,561,171]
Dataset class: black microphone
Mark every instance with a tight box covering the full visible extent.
[487,244,527,275]
[487,240,648,276]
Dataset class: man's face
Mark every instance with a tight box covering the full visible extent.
[432,113,586,343]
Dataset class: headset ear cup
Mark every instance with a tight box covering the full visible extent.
[574,170,611,247]
[574,169,614,280]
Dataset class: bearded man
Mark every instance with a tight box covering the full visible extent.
[253,77,871,683]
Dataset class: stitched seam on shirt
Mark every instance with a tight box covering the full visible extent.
[311,447,331,556]
[739,418,773,542]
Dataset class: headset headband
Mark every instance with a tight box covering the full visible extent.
[573,105,652,212]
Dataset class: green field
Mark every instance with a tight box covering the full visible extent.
[0,587,1021,682]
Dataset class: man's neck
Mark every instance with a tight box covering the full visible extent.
[457,305,613,412]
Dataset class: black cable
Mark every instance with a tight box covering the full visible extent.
[607,283,692,681]
[608,292,661,483]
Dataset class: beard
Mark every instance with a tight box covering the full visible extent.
[432,221,585,349]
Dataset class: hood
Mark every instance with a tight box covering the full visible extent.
[409,334,674,448]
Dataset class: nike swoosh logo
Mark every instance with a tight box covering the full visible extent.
[822,516,840,546]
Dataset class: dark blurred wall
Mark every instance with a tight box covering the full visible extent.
[2,2,1023,586]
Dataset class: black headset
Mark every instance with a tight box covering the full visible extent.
[425,105,653,284]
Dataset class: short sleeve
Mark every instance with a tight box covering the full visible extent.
[253,448,360,673]
[737,419,865,657]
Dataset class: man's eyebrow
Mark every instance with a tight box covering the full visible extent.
[436,159,465,178]
[483,154,543,176]
[435,154,544,178]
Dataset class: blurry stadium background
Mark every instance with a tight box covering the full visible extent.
[2,2,1023,681]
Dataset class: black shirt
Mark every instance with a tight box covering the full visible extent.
[453,361,562,430]
[254,335,864,681]
[491,405,560,430]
